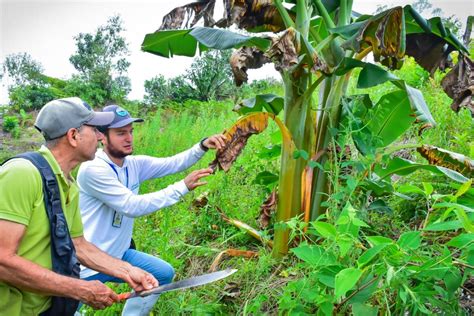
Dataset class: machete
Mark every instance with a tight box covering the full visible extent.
[118,268,237,300]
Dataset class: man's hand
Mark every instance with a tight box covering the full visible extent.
[122,265,159,293]
[202,134,226,151]
[184,168,213,190]
[78,280,119,310]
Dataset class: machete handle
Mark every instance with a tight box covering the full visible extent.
[117,292,131,301]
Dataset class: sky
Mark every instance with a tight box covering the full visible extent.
[1,0,473,104]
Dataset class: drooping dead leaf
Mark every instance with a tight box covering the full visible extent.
[257,191,277,229]
[210,112,271,172]
[217,207,273,247]
[209,249,258,272]
[159,0,216,30]
[265,28,300,72]
[417,145,474,178]
[343,7,405,69]
[216,0,288,32]
[405,33,455,76]
[441,55,474,118]
[230,47,271,86]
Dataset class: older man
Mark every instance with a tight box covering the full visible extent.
[0,98,158,316]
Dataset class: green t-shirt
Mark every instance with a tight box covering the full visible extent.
[0,146,84,316]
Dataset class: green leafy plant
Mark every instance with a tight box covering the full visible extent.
[141,0,471,258]
[3,115,19,133]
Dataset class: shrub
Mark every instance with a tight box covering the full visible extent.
[3,115,19,132]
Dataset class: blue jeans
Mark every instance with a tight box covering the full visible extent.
[84,248,175,285]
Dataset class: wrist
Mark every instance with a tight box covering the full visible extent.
[199,137,209,152]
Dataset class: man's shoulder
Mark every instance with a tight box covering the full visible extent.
[1,157,41,178]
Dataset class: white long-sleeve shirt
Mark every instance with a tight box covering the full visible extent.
[77,143,206,278]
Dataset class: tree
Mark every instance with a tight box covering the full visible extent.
[185,50,234,101]
[69,15,131,106]
[1,53,43,86]
[142,0,471,258]
[144,50,234,105]
[1,53,62,110]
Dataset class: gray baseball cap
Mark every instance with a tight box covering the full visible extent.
[35,97,115,140]
[102,105,144,129]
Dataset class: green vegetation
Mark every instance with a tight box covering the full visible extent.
[1,2,473,314]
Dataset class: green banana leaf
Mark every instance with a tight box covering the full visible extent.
[375,157,469,183]
[142,27,271,58]
[233,94,284,115]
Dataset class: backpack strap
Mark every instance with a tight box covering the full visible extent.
[3,152,80,315]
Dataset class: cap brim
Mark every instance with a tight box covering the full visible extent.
[86,112,115,126]
[109,117,144,128]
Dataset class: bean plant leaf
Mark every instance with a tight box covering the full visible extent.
[291,244,337,267]
[335,268,363,299]
[397,231,421,250]
[142,27,271,58]
[358,244,388,267]
[234,94,284,115]
[312,221,337,239]
[352,303,379,316]
[254,171,279,186]
[417,145,474,178]
[446,233,474,249]
[210,112,270,172]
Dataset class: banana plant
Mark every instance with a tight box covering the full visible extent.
[142,0,471,257]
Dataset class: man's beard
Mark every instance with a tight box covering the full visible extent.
[106,145,132,160]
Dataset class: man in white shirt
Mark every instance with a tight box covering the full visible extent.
[76,105,225,315]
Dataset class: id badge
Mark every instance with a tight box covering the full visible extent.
[112,211,123,228]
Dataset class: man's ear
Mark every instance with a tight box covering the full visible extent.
[66,128,79,147]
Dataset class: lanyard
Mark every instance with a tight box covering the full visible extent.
[100,157,129,188]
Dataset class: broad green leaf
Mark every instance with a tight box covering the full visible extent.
[312,221,337,239]
[257,144,281,160]
[367,90,415,147]
[235,94,284,115]
[454,208,474,233]
[456,180,474,199]
[397,184,426,196]
[422,182,434,196]
[446,234,474,249]
[142,29,200,58]
[375,157,469,183]
[424,220,463,231]
[316,265,344,288]
[444,268,462,296]
[142,27,271,58]
[352,303,378,316]
[337,234,354,257]
[366,236,393,246]
[352,218,370,228]
[254,171,279,186]
[293,149,310,160]
[358,244,388,267]
[357,63,399,89]
[433,202,474,213]
[291,244,337,267]
[335,268,363,299]
[397,231,421,250]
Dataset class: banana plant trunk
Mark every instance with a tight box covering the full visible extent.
[273,72,313,257]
